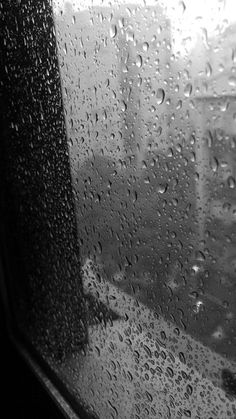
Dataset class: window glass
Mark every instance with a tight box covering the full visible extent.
[52,0,236,417]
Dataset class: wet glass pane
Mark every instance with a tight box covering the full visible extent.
[1,0,88,380]
[53,0,236,417]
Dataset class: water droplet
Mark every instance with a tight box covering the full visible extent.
[167,147,173,157]
[219,63,224,72]
[121,63,128,73]
[179,1,186,14]
[172,198,178,206]
[166,367,174,378]
[145,391,153,402]
[190,152,196,162]
[205,62,212,77]
[161,330,166,340]
[121,100,127,112]
[126,30,134,42]
[231,48,236,65]
[136,54,143,68]
[220,100,229,112]
[108,400,118,417]
[184,83,192,97]
[186,384,193,395]
[118,17,125,28]
[195,250,205,262]
[179,351,186,364]
[156,88,165,105]
[228,76,236,87]
[183,410,191,418]
[227,176,235,189]
[176,99,182,109]
[143,344,152,357]
[142,42,149,52]
[210,157,219,173]
[137,76,142,87]
[110,24,117,39]
[157,183,167,194]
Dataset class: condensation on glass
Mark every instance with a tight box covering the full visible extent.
[52,0,236,417]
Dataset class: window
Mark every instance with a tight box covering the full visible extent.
[1,0,236,418]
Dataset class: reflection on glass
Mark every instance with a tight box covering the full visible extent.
[53,0,236,417]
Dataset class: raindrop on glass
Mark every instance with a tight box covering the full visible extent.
[205,62,212,77]
[156,88,165,105]
[228,76,236,87]
[110,24,117,39]
[227,176,236,189]
[142,42,149,52]
[157,183,168,194]
[136,54,143,68]
[184,83,192,97]
[210,157,219,173]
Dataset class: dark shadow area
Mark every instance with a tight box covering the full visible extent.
[0,296,64,419]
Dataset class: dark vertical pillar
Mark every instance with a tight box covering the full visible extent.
[0,0,87,361]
